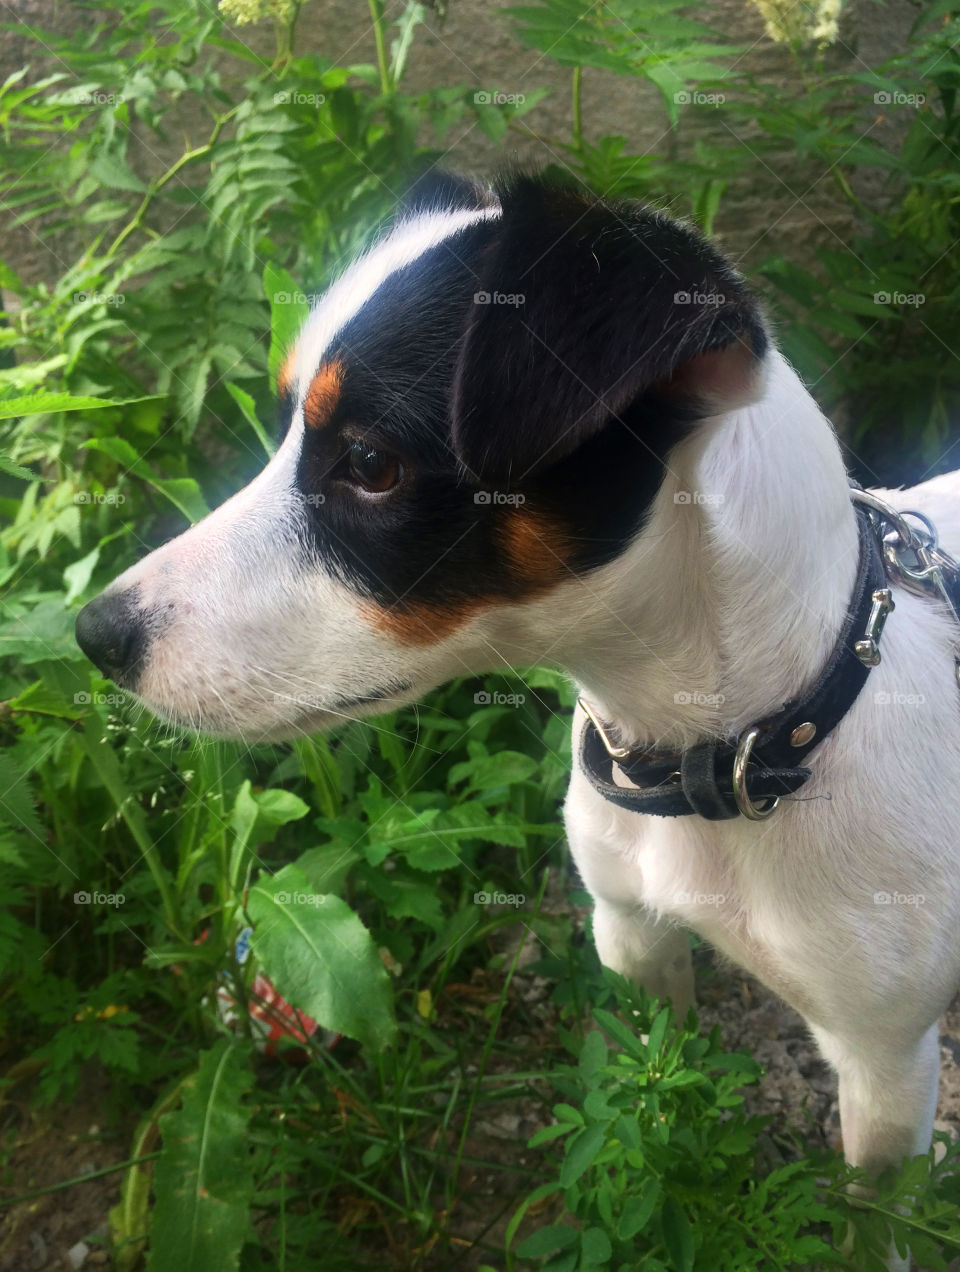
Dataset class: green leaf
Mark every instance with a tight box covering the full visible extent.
[580,1226,612,1264]
[229,783,310,890]
[449,749,539,791]
[83,437,210,522]
[578,1029,607,1081]
[265,262,308,387]
[592,1007,647,1059]
[528,1121,577,1147]
[248,864,396,1050]
[661,1196,694,1272]
[515,1223,579,1258]
[63,546,100,605]
[147,1041,254,1272]
[0,752,45,844]
[225,382,274,458]
[0,452,42,480]
[147,477,210,524]
[9,680,83,720]
[559,1123,606,1188]
[646,1006,670,1057]
[0,392,154,420]
[618,1178,660,1240]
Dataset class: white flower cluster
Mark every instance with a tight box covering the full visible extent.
[219,0,295,26]
[752,0,842,47]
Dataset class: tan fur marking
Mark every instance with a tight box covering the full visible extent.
[304,361,344,430]
[361,598,487,647]
[499,506,570,588]
[363,508,571,648]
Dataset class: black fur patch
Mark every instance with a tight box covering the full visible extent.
[286,173,765,631]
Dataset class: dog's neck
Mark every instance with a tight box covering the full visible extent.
[557,350,860,752]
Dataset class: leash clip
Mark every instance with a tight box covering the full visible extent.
[853,587,895,667]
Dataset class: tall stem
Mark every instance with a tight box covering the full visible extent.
[368,0,392,95]
[572,65,584,154]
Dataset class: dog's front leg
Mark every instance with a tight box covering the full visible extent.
[591,897,695,1018]
[565,764,695,1016]
[812,1022,940,1271]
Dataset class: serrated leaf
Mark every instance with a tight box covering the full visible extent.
[0,452,42,480]
[0,391,152,420]
[89,151,146,193]
[0,753,44,844]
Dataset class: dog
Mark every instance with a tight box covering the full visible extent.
[75,173,960,1263]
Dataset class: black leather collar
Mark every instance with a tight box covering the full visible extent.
[579,504,889,820]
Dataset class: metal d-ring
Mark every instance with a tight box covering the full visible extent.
[732,727,780,821]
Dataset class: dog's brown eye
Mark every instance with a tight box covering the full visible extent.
[347,441,402,493]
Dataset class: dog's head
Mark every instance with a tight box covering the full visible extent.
[75,173,767,739]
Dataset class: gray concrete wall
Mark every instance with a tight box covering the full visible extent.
[2,0,917,282]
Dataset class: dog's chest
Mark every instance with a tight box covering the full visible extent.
[564,765,826,1009]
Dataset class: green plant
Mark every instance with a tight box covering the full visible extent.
[512,972,960,1271]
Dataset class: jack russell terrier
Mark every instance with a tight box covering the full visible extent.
[75,173,960,1263]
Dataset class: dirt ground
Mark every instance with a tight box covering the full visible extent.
[3,947,959,1271]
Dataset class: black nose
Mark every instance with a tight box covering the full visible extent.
[75,590,147,687]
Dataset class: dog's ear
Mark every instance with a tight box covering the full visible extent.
[450,176,768,482]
